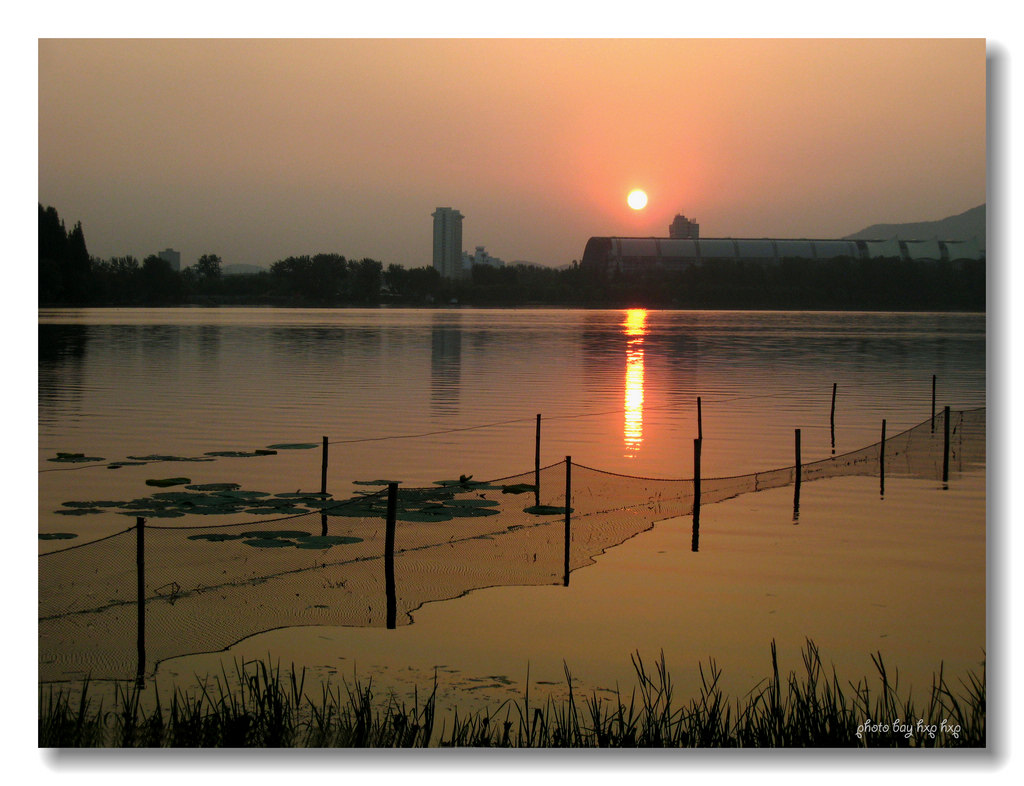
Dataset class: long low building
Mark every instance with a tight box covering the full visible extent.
[581,236,984,275]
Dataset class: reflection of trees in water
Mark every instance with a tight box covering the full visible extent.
[39,324,89,423]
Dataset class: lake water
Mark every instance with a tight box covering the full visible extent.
[39,308,984,524]
[37,308,986,707]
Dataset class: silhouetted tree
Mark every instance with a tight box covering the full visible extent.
[194,254,223,281]
[39,204,92,304]
[141,255,183,304]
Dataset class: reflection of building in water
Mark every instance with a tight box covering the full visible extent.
[623,309,647,455]
[430,317,462,415]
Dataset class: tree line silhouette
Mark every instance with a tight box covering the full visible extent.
[39,205,984,310]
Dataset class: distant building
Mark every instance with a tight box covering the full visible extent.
[581,235,984,276]
[157,248,181,272]
[669,214,699,239]
[432,207,465,279]
[462,245,505,270]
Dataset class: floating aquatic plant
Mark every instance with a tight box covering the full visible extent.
[240,530,312,539]
[293,535,364,549]
[444,499,500,508]
[501,483,536,495]
[523,505,573,516]
[245,506,309,516]
[186,483,242,492]
[204,450,278,458]
[117,509,185,518]
[39,532,78,540]
[243,538,294,548]
[145,478,191,488]
[127,454,214,463]
[265,443,319,450]
[186,533,245,542]
[48,452,104,463]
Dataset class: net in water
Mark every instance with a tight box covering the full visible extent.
[38,407,984,682]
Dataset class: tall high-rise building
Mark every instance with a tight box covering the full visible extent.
[157,248,181,271]
[669,214,700,239]
[432,207,464,279]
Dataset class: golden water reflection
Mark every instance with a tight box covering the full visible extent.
[623,309,647,455]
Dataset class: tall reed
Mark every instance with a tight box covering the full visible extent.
[38,640,984,748]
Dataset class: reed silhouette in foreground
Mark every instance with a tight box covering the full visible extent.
[39,639,984,748]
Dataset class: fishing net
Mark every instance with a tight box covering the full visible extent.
[38,407,984,683]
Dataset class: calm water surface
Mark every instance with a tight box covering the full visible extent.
[39,307,985,538]
[37,307,987,707]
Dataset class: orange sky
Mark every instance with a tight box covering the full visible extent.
[38,38,986,269]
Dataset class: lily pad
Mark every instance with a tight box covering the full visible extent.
[245,506,308,515]
[446,506,500,518]
[186,483,241,492]
[60,500,124,508]
[501,483,537,495]
[444,498,500,508]
[54,508,103,516]
[128,454,214,462]
[107,461,147,468]
[293,535,364,549]
[523,505,573,516]
[353,479,402,486]
[40,532,78,540]
[266,443,319,450]
[240,530,312,539]
[48,452,104,463]
[204,450,277,458]
[434,477,490,488]
[187,533,245,542]
[146,477,191,488]
[397,508,455,523]
[243,538,295,548]
[210,490,271,500]
[118,509,185,518]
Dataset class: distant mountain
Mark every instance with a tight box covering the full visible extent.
[844,204,985,247]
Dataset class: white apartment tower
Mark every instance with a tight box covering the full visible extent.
[432,207,464,279]
[669,214,700,239]
[157,248,181,271]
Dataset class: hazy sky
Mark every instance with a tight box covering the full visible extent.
[38,38,986,270]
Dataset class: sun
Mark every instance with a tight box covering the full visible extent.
[627,189,648,210]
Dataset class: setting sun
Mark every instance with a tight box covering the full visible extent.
[627,189,648,210]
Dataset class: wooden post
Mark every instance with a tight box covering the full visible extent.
[136,516,146,687]
[697,397,703,441]
[535,413,542,507]
[880,419,887,498]
[942,406,951,485]
[692,438,701,552]
[931,375,937,433]
[385,483,397,629]
[793,429,802,522]
[321,436,329,495]
[563,457,571,587]
[830,383,837,454]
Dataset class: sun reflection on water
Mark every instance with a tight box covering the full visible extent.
[623,309,647,456]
